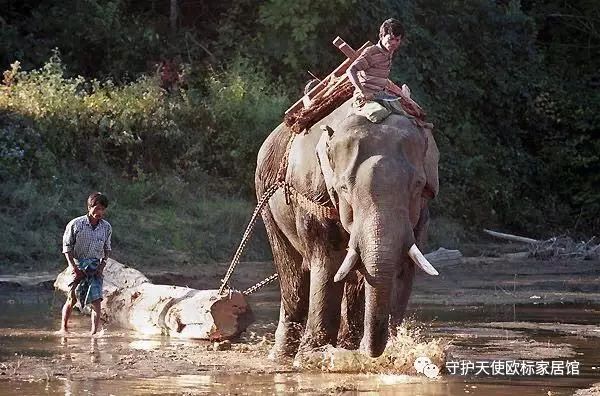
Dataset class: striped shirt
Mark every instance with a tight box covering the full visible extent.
[349,42,393,96]
[62,215,112,260]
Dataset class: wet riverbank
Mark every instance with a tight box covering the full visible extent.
[0,256,598,395]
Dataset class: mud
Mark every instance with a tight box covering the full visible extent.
[0,255,599,394]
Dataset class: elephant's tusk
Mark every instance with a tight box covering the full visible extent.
[334,248,359,282]
[408,244,439,275]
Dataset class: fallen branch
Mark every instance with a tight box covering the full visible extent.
[484,229,600,260]
[483,229,541,244]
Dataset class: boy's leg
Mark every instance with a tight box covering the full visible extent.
[90,299,102,335]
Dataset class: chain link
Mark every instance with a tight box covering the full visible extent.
[218,183,280,294]
[242,273,279,295]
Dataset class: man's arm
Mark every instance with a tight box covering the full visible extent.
[62,221,83,277]
[98,225,112,276]
[64,251,83,278]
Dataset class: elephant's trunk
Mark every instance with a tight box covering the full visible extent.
[357,217,408,358]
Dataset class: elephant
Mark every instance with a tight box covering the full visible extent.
[255,98,439,359]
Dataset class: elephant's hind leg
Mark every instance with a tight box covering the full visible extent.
[262,207,308,360]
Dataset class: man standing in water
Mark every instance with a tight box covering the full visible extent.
[59,192,112,335]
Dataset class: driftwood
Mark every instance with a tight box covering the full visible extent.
[483,229,540,244]
[483,229,600,260]
[54,259,254,339]
[423,248,463,268]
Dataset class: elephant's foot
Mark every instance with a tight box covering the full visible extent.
[268,343,295,361]
[268,320,303,361]
[296,328,336,356]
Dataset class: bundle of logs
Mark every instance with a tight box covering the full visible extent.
[484,229,600,260]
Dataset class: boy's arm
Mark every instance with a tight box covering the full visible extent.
[347,65,373,100]
[346,48,373,100]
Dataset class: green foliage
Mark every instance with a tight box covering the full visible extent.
[1,0,162,79]
[0,0,598,274]
[0,170,271,273]
[201,58,289,192]
[1,54,212,177]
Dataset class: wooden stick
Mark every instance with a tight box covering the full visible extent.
[285,40,371,115]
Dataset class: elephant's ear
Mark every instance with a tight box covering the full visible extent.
[316,127,338,209]
[423,129,439,199]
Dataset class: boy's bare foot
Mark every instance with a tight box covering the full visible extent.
[55,328,69,335]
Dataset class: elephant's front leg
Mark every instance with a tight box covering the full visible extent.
[297,255,345,353]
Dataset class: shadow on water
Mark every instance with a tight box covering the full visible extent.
[0,284,598,395]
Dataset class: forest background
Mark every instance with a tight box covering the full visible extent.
[1,0,598,273]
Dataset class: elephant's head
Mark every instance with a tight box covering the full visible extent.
[316,118,438,357]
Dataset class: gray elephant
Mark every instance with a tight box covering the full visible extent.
[255,99,439,359]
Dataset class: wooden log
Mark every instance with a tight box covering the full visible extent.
[423,248,463,268]
[483,229,541,244]
[54,259,254,340]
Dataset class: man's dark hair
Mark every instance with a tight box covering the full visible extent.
[87,192,109,208]
[379,18,405,38]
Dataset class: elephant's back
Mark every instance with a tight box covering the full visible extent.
[255,123,292,199]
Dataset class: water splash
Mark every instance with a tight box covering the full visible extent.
[294,319,448,374]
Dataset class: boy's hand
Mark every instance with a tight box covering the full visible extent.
[361,91,374,101]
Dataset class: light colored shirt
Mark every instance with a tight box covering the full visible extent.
[349,42,393,96]
[62,215,112,260]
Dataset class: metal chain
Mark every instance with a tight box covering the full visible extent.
[218,183,280,294]
[242,273,279,295]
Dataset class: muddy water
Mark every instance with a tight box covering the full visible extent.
[0,284,599,395]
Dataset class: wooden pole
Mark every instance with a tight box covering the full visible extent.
[285,40,371,115]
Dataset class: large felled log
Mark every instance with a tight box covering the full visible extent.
[54,259,254,340]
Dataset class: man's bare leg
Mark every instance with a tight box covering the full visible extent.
[60,300,74,333]
[90,300,102,335]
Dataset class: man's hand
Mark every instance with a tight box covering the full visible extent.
[72,265,84,279]
[98,258,107,278]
